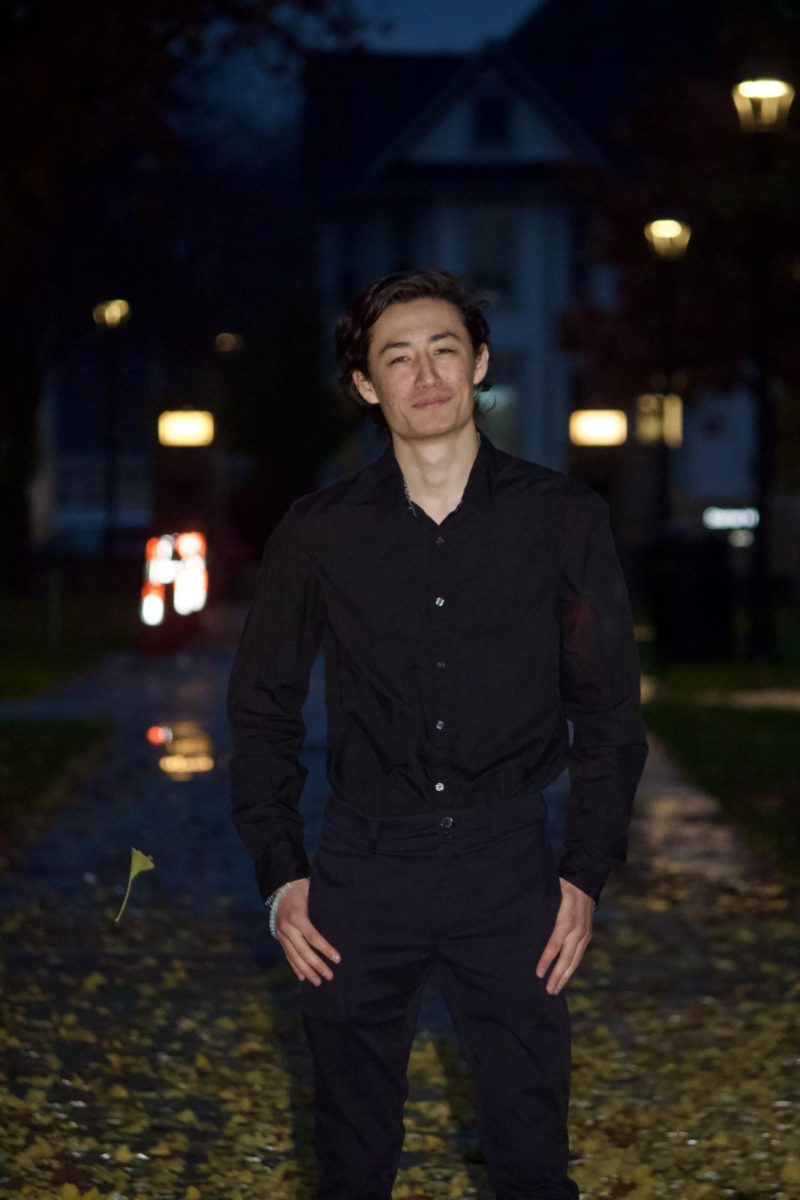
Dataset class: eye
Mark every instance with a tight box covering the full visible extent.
[388,355,408,366]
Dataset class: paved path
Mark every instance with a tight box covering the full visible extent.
[1,642,798,1200]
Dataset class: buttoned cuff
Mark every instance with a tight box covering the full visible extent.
[557,847,611,907]
[255,839,311,904]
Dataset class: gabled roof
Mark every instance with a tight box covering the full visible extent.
[363,41,600,183]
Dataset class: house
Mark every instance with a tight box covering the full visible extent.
[301,41,602,470]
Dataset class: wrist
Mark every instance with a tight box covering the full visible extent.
[265,877,306,938]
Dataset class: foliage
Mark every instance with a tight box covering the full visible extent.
[115,849,156,923]
[561,2,800,460]
[0,0,364,587]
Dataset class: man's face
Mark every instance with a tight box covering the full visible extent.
[352,298,489,442]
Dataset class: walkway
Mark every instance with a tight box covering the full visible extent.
[1,642,798,1199]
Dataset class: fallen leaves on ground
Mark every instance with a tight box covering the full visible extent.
[1,870,798,1198]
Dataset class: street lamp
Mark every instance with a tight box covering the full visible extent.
[644,218,692,260]
[732,78,795,133]
[93,297,131,554]
[643,219,691,525]
[732,73,794,657]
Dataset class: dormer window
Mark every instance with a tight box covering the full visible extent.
[471,94,511,147]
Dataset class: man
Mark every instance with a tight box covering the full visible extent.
[228,269,648,1200]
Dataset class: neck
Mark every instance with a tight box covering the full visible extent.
[392,423,481,524]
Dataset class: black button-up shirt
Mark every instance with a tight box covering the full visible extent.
[227,433,648,905]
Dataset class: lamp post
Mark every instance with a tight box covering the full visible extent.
[643,218,691,526]
[93,298,131,554]
[732,75,794,658]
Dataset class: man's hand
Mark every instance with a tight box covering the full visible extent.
[535,877,595,995]
[274,878,341,987]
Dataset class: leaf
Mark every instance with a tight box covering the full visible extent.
[114,847,155,922]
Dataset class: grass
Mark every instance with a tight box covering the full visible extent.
[644,699,800,874]
[653,658,800,698]
[0,718,112,839]
[0,579,140,701]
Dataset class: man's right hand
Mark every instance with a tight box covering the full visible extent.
[273,878,341,986]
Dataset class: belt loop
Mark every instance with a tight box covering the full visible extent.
[368,818,379,852]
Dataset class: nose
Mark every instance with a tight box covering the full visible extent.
[415,352,437,385]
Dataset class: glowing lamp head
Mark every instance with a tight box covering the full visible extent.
[93,298,131,327]
[732,77,795,132]
[644,219,692,260]
[569,410,628,447]
[158,411,215,447]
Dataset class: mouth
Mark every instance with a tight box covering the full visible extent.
[412,394,450,409]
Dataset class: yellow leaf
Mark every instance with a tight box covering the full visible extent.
[782,1157,800,1184]
[114,1144,135,1162]
[194,1052,211,1070]
[114,847,155,922]
[176,1108,199,1125]
[109,1083,129,1099]
[61,1185,80,1200]
[186,1188,202,1200]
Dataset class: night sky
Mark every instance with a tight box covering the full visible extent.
[361,0,544,52]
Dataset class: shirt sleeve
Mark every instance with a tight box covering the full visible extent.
[226,505,324,902]
[557,491,649,905]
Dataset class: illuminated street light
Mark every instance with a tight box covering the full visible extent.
[214,332,244,353]
[93,298,131,327]
[644,219,692,260]
[732,74,793,657]
[158,410,215,447]
[569,410,627,446]
[732,77,795,133]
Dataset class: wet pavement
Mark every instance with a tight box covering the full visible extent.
[1,638,799,1200]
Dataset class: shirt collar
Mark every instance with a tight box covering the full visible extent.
[374,430,496,516]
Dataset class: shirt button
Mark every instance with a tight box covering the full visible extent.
[436,660,446,669]
[435,719,445,730]
[435,535,445,545]
[434,596,445,607]
[435,782,445,792]
[439,815,453,829]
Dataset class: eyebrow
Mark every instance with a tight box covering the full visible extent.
[377,329,461,356]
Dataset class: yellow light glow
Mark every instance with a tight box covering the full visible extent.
[158,411,215,447]
[569,410,627,446]
[644,219,692,260]
[732,78,795,132]
[636,393,683,447]
[737,79,792,100]
[93,298,131,327]
[159,754,215,775]
[215,332,243,353]
[663,393,683,448]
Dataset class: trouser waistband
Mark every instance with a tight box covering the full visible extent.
[323,790,546,846]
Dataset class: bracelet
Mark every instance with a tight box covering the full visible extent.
[266,881,295,939]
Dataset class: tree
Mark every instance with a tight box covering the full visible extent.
[0,0,362,589]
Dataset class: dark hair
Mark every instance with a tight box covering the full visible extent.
[334,268,492,433]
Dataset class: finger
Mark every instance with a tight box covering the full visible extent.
[299,919,341,964]
[283,927,336,981]
[282,940,324,987]
[536,926,568,977]
[546,934,591,994]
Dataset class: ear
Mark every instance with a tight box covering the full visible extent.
[473,343,489,387]
[352,370,380,407]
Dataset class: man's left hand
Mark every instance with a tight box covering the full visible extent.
[535,878,595,995]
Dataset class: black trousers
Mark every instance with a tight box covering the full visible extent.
[302,793,581,1200]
